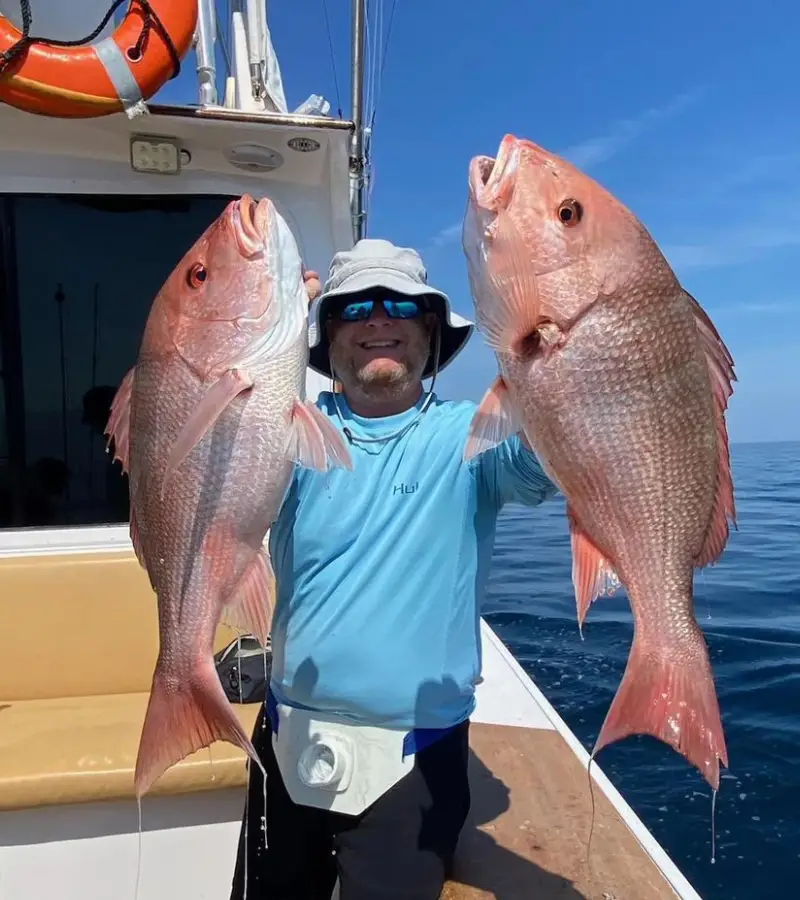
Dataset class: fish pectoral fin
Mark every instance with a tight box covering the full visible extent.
[220,549,276,647]
[568,511,620,632]
[286,400,354,472]
[162,369,254,494]
[478,209,541,355]
[134,661,262,799]
[104,366,135,474]
[464,376,521,460]
[593,631,728,792]
[685,291,737,567]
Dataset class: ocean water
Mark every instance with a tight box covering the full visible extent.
[484,440,799,900]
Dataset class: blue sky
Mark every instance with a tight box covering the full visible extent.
[157,0,800,444]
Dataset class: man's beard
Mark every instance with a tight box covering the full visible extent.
[331,329,430,401]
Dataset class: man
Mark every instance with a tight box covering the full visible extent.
[229,239,557,900]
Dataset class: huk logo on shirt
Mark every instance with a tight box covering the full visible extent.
[393,481,418,496]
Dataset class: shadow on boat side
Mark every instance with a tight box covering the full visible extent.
[0,787,246,846]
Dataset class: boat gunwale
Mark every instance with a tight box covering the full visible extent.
[146,103,355,133]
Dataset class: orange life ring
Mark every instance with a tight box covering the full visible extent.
[0,1,197,118]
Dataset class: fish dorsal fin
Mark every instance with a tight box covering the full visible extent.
[684,291,737,567]
[104,366,136,474]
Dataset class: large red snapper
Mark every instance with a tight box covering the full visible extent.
[105,194,352,798]
[461,134,736,790]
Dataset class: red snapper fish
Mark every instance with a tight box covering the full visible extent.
[461,134,736,790]
[105,194,352,798]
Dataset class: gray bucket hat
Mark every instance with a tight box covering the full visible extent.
[308,238,474,380]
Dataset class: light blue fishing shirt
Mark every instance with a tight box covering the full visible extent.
[267,390,558,733]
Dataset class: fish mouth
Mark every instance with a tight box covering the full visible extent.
[232,193,270,257]
[476,156,495,187]
[468,135,520,210]
[468,155,496,204]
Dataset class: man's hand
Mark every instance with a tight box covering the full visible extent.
[303,268,322,305]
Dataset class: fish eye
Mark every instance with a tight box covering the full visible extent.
[187,263,208,289]
[557,199,583,227]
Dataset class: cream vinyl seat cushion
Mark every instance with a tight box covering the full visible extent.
[0,550,257,810]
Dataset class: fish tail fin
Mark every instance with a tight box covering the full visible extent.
[594,626,728,791]
[134,661,261,798]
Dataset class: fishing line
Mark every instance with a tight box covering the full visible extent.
[367,0,399,133]
[585,749,599,883]
[243,756,250,900]
[319,0,343,118]
[710,787,718,864]
[235,630,251,900]
[206,745,215,781]
[213,0,233,79]
[236,629,273,900]
[261,634,270,853]
[134,796,143,900]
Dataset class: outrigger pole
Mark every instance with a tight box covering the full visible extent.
[349,0,367,241]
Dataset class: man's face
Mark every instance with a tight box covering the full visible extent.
[327,292,434,396]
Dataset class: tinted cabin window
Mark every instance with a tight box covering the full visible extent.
[0,194,235,529]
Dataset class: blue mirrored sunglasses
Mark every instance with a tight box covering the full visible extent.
[336,297,425,322]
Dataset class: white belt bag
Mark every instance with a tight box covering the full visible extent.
[271,700,416,817]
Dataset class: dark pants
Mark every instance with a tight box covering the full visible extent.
[229,702,471,900]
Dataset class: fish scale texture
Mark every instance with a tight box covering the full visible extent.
[507,286,718,602]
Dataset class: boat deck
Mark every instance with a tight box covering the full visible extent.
[0,550,700,899]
